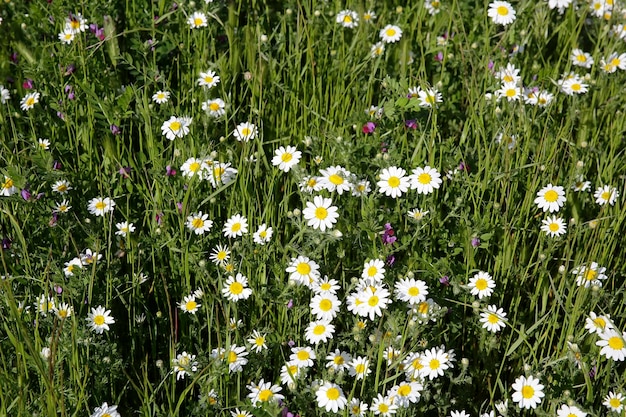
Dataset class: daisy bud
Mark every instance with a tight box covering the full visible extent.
[156,360,163,368]
[461,358,469,368]
[558,265,566,273]
[260,34,268,42]
[314,10,321,16]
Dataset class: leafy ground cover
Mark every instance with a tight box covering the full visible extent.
[0,0,625,416]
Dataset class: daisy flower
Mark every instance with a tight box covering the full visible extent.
[303,195,339,231]
[290,346,316,368]
[535,91,554,107]
[540,215,566,237]
[172,351,198,380]
[253,223,273,245]
[349,398,368,417]
[1,176,17,196]
[286,256,320,287]
[0,85,10,104]
[198,70,220,88]
[548,0,573,13]
[202,98,226,116]
[351,179,372,196]
[336,10,358,28]
[86,306,115,334]
[596,329,626,361]
[187,211,213,235]
[223,214,248,238]
[207,161,237,188]
[247,330,268,353]
[557,404,587,417]
[409,166,442,194]
[572,262,607,287]
[407,208,429,221]
[585,312,613,334]
[380,24,402,43]
[35,294,57,316]
[511,375,544,409]
[54,200,71,214]
[52,180,72,194]
[222,273,253,302]
[419,347,451,380]
[326,349,352,372]
[305,319,335,344]
[561,77,589,95]
[233,122,257,142]
[272,145,301,172]
[152,90,170,104]
[394,277,429,305]
[362,259,386,281]
[534,184,566,212]
[488,1,516,25]
[496,82,522,101]
[604,391,624,413]
[357,284,391,320]
[280,361,306,388]
[187,11,208,28]
[389,381,422,407]
[418,88,443,107]
[299,176,324,193]
[316,381,347,412]
[210,244,230,265]
[377,166,410,198]
[161,116,192,140]
[37,138,50,150]
[571,49,594,68]
[87,197,115,216]
[572,176,591,192]
[90,403,120,417]
[58,28,75,44]
[20,92,40,111]
[370,42,386,58]
[594,185,619,205]
[468,271,496,299]
[363,10,376,22]
[349,356,371,380]
[179,295,200,314]
[479,305,508,332]
[115,221,136,237]
[65,13,87,33]
[319,165,352,194]
[247,379,284,406]
[425,0,442,15]
[371,394,398,416]
[310,293,341,321]
[227,344,249,373]
[497,63,521,84]
[181,157,208,179]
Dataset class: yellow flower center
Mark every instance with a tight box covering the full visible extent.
[241,127,251,136]
[170,121,181,131]
[521,385,535,399]
[296,262,311,275]
[429,359,440,369]
[209,102,220,111]
[3,178,13,189]
[321,282,331,291]
[610,398,621,408]
[231,223,241,232]
[185,300,197,311]
[329,174,344,185]
[475,278,488,290]
[343,15,352,23]
[388,176,400,188]
[549,222,560,232]
[601,191,611,201]
[571,83,581,91]
[95,201,106,210]
[608,336,624,350]
[355,363,366,374]
[297,350,310,361]
[258,389,273,402]
[94,315,105,325]
[408,287,419,296]
[70,20,80,29]
[192,218,204,229]
[503,74,514,82]
[576,55,587,62]
[398,385,411,396]
[368,295,379,307]
[326,387,340,400]
[385,28,396,37]
[334,356,344,365]
[189,162,201,172]
[584,269,597,281]
[367,266,378,277]
[497,5,509,15]
[315,207,328,220]
[281,153,293,162]
[505,88,517,97]
[229,282,243,295]
[194,17,203,26]
[319,299,332,311]
[26,97,35,106]
[418,173,432,184]
[313,324,326,335]
[379,403,389,413]
[488,313,500,324]
[418,302,429,315]
[217,251,227,260]
[544,189,559,202]
[228,351,238,363]
[594,317,606,328]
